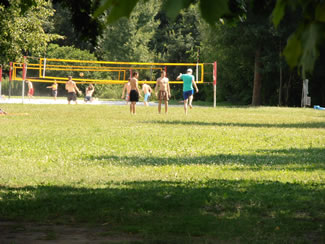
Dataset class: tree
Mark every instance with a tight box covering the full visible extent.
[272,1,325,78]
[5,0,324,78]
[0,0,61,67]
[152,5,201,64]
[152,5,202,100]
[198,0,310,106]
[95,0,325,78]
[52,0,103,48]
[51,2,95,51]
[96,0,160,63]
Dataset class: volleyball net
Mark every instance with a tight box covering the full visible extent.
[7,57,218,106]
[10,57,208,85]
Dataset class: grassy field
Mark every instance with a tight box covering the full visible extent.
[0,103,324,243]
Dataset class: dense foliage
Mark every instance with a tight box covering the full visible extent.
[0,0,324,106]
[0,0,61,67]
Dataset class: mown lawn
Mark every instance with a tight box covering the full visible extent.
[0,103,324,243]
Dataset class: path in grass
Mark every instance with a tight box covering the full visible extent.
[0,104,324,243]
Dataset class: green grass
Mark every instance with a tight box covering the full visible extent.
[0,104,324,243]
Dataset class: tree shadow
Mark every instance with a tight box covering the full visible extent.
[0,180,324,242]
[85,147,325,171]
[143,120,325,128]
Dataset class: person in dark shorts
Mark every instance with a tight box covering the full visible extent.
[129,72,141,114]
[65,76,82,104]
[176,68,199,115]
[129,89,139,102]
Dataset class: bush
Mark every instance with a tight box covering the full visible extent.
[0,77,23,96]
[95,84,124,99]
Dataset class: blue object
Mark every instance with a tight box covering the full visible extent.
[314,105,325,110]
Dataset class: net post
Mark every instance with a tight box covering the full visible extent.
[39,58,42,78]
[42,57,46,77]
[22,56,27,104]
[196,47,199,82]
[196,63,199,83]
[0,65,2,97]
[213,61,217,108]
[9,62,12,98]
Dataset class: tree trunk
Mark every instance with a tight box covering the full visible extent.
[285,72,292,105]
[278,40,282,106]
[278,63,282,106]
[252,48,262,106]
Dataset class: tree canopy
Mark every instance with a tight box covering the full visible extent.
[96,0,325,78]
[0,0,324,106]
[0,0,62,66]
[3,0,323,77]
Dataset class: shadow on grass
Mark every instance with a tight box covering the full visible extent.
[0,180,324,242]
[86,148,325,170]
[143,120,325,129]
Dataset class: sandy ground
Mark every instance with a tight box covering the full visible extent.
[0,97,156,106]
[0,98,187,109]
[0,221,142,244]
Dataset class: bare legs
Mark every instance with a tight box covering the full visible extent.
[68,100,78,104]
[165,101,168,113]
[188,95,193,109]
[184,95,193,115]
[184,99,188,115]
[158,100,168,114]
[158,101,162,113]
[130,102,136,114]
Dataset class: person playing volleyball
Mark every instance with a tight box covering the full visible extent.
[65,76,82,104]
[46,81,58,100]
[25,80,34,99]
[129,72,141,114]
[142,82,152,106]
[177,68,199,115]
[84,84,95,103]
[155,70,170,114]
[121,79,131,104]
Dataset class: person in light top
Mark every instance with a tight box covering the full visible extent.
[176,68,199,115]
[142,82,152,107]
[25,80,34,99]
